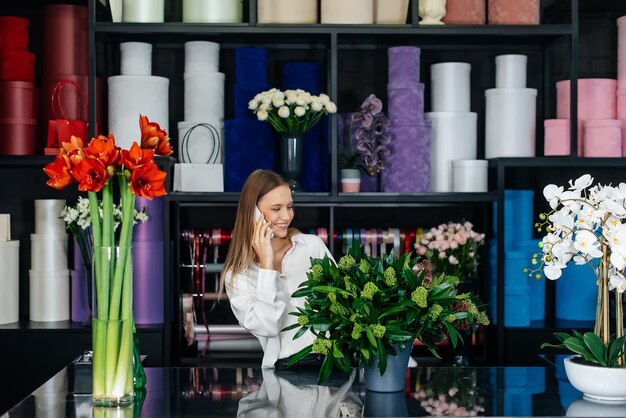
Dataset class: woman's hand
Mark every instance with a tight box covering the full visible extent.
[252,216,274,270]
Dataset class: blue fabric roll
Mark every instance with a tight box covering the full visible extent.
[281,61,328,192]
[224,119,275,192]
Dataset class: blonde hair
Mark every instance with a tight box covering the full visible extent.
[219,170,296,296]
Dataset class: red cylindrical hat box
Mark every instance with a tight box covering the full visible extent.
[0,117,37,155]
[0,50,36,82]
[43,5,88,76]
[0,81,38,119]
[0,16,30,51]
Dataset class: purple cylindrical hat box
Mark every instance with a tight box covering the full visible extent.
[134,197,164,242]
[133,241,164,324]
[71,237,90,322]
[388,84,425,121]
[388,46,421,86]
[383,119,432,192]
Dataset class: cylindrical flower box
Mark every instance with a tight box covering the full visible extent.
[583,119,623,158]
[123,0,164,22]
[29,269,70,322]
[0,50,36,82]
[183,0,243,23]
[43,5,88,76]
[0,240,19,324]
[556,78,617,120]
[495,54,527,88]
[0,16,30,51]
[374,0,408,24]
[485,88,537,158]
[387,84,425,121]
[108,75,169,150]
[488,0,540,25]
[383,119,431,192]
[257,0,317,24]
[30,233,68,271]
[0,81,37,120]
[442,0,485,25]
[321,0,373,24]
[185,41,220,74]
[388,46,421,86]
[544,119,572,156]
[452,160,488,192]
[430,62,471,112]
[178,120,223,164]
[0,118,36,155]
[120,42,152,76]
[618,17,626,88]
[618,87,626,155]
[35,199,67,234]
[184,72,225,122]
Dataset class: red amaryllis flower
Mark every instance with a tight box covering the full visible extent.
[129,162,167,199]
[122,142,155,171]
[70,156,108,192]
[139,114,173,156]
[85,133,121,170]
[59,135,86,166]
[43,155,74,189]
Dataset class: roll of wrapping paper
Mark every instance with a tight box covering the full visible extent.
[108,75,169,150]
[0,240,19,324]
[30,233,68,271]
[42,5,88,76]
[134,241,164,324]
[34,199,66,234]
[29,269,70,321]
[134,196,164,242]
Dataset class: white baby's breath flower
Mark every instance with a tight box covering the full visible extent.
[278,106,290,118]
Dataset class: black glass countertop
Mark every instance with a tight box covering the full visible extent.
[2,355,621,417]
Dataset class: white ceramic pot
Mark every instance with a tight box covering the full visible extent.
[564,355,626,401]
[341,169,361,193]
[419,0,446,25]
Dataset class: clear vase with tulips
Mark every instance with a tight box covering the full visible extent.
[43,115,172,406]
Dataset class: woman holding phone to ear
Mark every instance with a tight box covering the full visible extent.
[220,169,333,369]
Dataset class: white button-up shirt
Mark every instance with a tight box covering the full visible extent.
[225,234,333,368]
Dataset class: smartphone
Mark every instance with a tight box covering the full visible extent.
[254,206,263,222]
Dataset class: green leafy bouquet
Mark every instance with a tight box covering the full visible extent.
[284,243,490,383]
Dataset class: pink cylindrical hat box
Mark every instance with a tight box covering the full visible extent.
[0,81,38,120]
[544,119,583,157]
[618,88,626,156]
[442,0,485,25]
[618,17,626,88]
[0,16,30,51]
[321,0,374,24]
[43,5,88,76]
[556,79,617,120]
[0,117,37,155]
[583,119,623,158]
[488,0,539,25]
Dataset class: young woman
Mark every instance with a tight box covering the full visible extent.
[220,169,332,368]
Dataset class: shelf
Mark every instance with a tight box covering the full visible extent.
[0,321,164,333]
[0,155,55,168]
[491,157,626,169]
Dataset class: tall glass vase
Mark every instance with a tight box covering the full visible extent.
[92,245,135,406]
[278,131,304,192]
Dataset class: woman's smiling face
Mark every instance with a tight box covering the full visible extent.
[257,185,294,238]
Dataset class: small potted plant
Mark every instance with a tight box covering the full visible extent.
[339,94,390,193]
[284,242,489,390]
[530,174,626,401]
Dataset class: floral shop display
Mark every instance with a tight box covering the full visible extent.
[339,94,390,193]
[285,242,489,390]
[531,174,626,401]
[43,114,172,406]
[385,46,431,192]
[248,87,337,191]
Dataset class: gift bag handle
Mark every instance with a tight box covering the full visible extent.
[51,79,86,121]
[181,123,221,164]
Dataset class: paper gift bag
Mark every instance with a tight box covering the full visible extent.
[46,79,87,149]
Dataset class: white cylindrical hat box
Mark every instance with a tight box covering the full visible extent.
[183,0,243,23]
[108,75,169,150]
[30,233,68,271]
[430,62,472,112]
[374,0,409,24]
[495,54,527,88]
[35,199,66,234]
[452,160,488,192]
[178,121,223,164]
[122,0,164,22]
[29,269,70,321]
[321,0,374,24]
[120,42,152,76]
[257,0,318,24]
[425,112,478,192]
[185,41,220,74]
[184,72,225,122]
[485,88,537,158]
[0,240,19,324]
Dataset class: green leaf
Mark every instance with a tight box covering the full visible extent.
[380,306,406,318]
[582,332,607,365]
[365,327,378,348]
[553,332,573,343]
[293,326,309,340]
[563,336,600,365]
[332,341,344,359]
[360,347,371,360]
[377,341,388,376]
[317,354,334,385]
[281,322,301,332]
[287,345,313,367]
[608,335,626,367]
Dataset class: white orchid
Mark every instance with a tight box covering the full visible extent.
[609,271,626,293]
[543,184,564,209]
